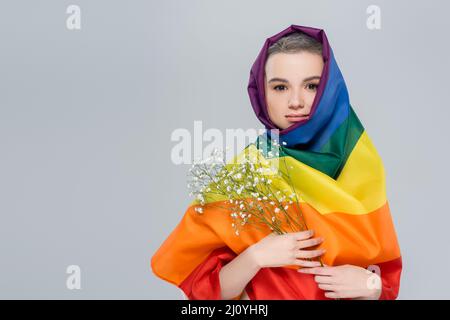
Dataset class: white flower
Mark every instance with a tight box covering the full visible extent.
[271,216,276,222]
[195,207,203,213]
[274,207,280,213]
[235,230,240,236]
[284,205,289,210]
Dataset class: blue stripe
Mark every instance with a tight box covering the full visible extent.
[278,48,350,151]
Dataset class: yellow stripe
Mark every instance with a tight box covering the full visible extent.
[191,130,386,216]
[277,130,387,215]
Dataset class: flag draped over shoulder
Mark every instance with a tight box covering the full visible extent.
[151,24,402,300]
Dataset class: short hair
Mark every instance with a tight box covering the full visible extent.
[267,32,323,58]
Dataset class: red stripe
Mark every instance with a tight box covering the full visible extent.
[179,246,402,300]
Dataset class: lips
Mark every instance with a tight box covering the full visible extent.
[285,114,310,121]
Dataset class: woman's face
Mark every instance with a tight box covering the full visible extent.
[264,51,324,130]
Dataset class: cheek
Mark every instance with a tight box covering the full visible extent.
[305,91,318,106]
[266,93,285,114]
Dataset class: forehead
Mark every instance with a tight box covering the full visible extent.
[264,52,324,77]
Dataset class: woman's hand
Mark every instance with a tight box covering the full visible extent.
[248,230,326,268]
[299,264,382,300]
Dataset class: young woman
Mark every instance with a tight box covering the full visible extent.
[151,25,402,300]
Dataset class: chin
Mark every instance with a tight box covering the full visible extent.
[273,121,292,130]
[285,122,297,129]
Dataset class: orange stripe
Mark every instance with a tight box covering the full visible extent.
[297,200,401,267]
[151,199,401,285]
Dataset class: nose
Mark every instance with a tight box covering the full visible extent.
[288,89,305,110]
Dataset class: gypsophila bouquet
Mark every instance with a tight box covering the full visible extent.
[187,139,310,236]
[187,138,325,267]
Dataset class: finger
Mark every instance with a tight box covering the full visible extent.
[325,291,358,299]
[324,292,341,299]
[295,260,323,268]
[296,248,326,259]
[298,266,334,275]
[297,237,323,249]
[293,230,314,241]
[317,283,339,291]
[313,275,337,284]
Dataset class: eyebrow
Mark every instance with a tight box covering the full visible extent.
[267,76,321,84]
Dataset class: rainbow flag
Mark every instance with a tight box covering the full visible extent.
[151,24,402,300]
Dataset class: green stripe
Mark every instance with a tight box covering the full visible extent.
[254,105,364,179]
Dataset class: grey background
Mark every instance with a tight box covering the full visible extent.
[0,0,448,299]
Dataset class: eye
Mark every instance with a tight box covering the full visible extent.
[306,83,319,91]
[273,85,287,91]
